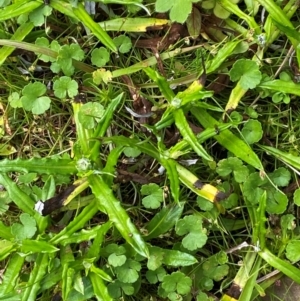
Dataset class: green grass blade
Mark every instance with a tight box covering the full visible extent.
[72,3,117,53]
[159,157,180,203]
[257,0,298,47]
[259,145,300,170]
[0,157,77,174]
[88,174,149,258]
[72,101,93,156]
[0,22,34,66]
[0,0,41,21]
[90,272,113,301]
[259,248,300,284]
[145,202,185,240]
[99,17,170,32]
[49,0,77,19]
[0,253,24,296]
[0,173,48,231]
[21,253,49,301]
[50,199,99,245]
[174,108,213,161]
[258,80,300,96]
[143,67,175,102]
[218,0,260,33]
[192,108,263,170]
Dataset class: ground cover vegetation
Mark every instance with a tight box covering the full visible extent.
[0,0,299,300]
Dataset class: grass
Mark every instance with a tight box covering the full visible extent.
[0,0,300,301]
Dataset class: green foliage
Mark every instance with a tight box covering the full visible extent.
[28,5,52,26]
[146,266,166,284]
[241,119,263,144]
[113,35,132,53]
[286,240,300,262]
[243,170,290,214]
[11,213,37,241]
[78,102,105,129]
[123,146,141,158]
[53,76,78,99]
[175,215,207,251]
[91,47,110,67]
[20,82,51,114]
[229,59,262,89]
[216,157,249,183]
[53,44,85,76]
[161,271,192,296]
[155,0,199,23]
[1,0,300,299]
[141,183,164,209]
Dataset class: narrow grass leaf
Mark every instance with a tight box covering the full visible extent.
[103,136,160,161]
[257,0,298,47]
[0,1,41,21]
[259,145,300,170]
[90,272,113,301]
[159,157,180,203]
[143,67,175,102]
[0,157,76,174]
[72,3,117,53]
[145,202,185,240]
[192,108,263,170]
[0,22,34,66]
[258,80,300,96]
[259,248,300,284]
[59,225,104,246]
[50,199,98,245]
[176,163,225,212]
[148,245,197,268]
[72,101,93,156]
[206,39,242,74]
[0,253,24,297]
[99,17,170,32]
[174,109,212,161]
[89,174,149,258]
[21,253,49,301]
[20,240,59,253]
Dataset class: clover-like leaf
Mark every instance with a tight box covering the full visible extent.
[216,157,249,183]
[93,68,112,84]
[108,253,127,267]
[202,251,229,281]
[176,215,207,250]
[162,271,192,295]
[91,47,110,67]
[155,0,199,23]
[107,280,134,298]
[294,188,300,206]
[8,92,22,108]
[53,76,78,99]
[56,44,85,76]
[29,5,52,26]
[115,259,141,283]
[266,189,288,214]
[11,213,37,241]
[269,167,291,187]
[141,183,164,209]
[229,59,262,89]
[182,232,207,251]
[78,102,105,129]
[241,119,263,144]
[113,35,132,53]
[272,92,290,104]
[21,82,51,114]
[176,215,203,235]
[146,267,166,284]
[286,240,300,262]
